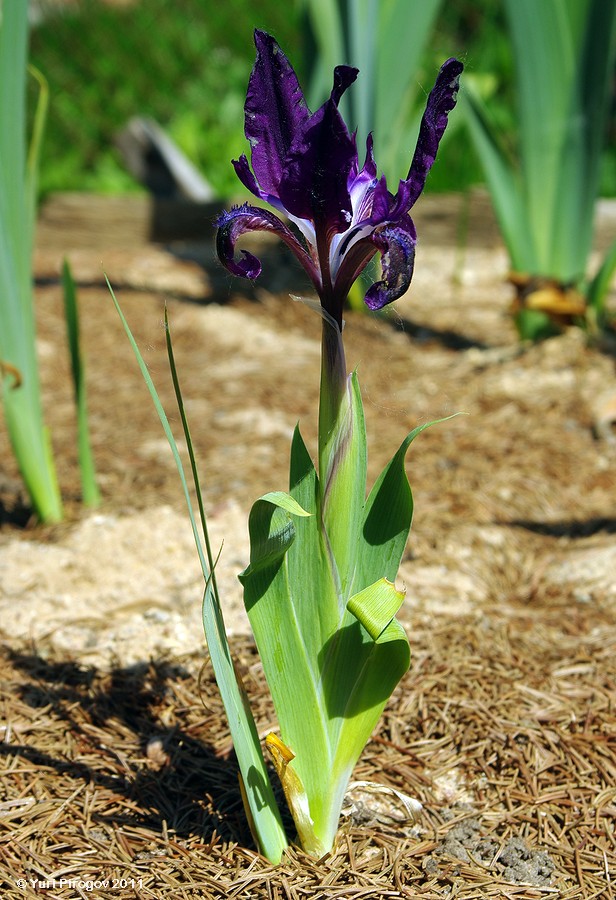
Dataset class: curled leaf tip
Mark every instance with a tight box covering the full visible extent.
[266,732,296,763]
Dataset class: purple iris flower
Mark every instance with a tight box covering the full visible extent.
[216,30,463,329]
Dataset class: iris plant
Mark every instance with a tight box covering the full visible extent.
[214,30,462,858]
[116,28,462,863]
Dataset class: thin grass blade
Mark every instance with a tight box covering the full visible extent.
[26,65,49,237]
[108,282,288,863]
[62,259,100,507]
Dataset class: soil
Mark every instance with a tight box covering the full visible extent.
[1,191,615,898]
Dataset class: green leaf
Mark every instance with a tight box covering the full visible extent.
[26,65,49,236]
[0,3,62,522]
[374,0,443,182]
[240,477,336,856]
[460,84,535,273]
[300,0,443,186]
[242,491,310,579]
[62,259,100,507]
[463,0,616,296]
[355,419,443,592]
[242,403,443,854]
[109,285,288,863]
[320,370,368,600]
[287,425,342,664]
[318,579,411,842]
[347,577,405,641]
[299,0,345,111]
[585,237,616,331]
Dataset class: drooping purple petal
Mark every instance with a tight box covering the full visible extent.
[215,203,320,286]
[278,65,358,235]
[406,57,464,207]
[363,219,417,310]
[244,30,311,197]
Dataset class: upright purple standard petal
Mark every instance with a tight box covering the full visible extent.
[278,66,359,234]
[244,30,311,197]
[406,58,464,207]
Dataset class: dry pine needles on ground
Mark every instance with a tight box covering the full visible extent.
[1,589,614,899]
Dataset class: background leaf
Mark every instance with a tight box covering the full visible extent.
[0,3,62,522]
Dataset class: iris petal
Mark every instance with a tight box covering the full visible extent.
[244,30,311,198]
[278,66,358,234]
[363,220,417,310]
[215,204,320,285]
[406,57,464,207]
[232,154,263,199]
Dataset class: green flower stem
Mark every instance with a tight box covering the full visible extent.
[318,316,348,493]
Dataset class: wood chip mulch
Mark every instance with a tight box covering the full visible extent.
[1,588,614,900]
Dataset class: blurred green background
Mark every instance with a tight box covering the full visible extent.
[28,0,615,200]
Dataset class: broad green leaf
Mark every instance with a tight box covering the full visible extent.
[287,425,341,661]
[324,579,409,724]
[317,579,411,845]
[242,491,310,578]
[320,370,367,600]
[355,419,445,592]
[243,391,441,854]
[240,486,335,856]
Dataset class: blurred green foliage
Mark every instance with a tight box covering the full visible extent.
[29,0,300,196]
[29,0,614,198]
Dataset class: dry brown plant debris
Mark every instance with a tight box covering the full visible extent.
[1,603,614,899]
